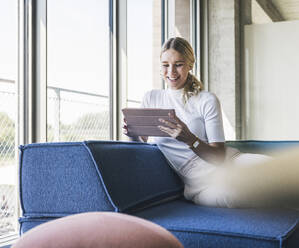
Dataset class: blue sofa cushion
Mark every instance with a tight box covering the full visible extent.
[19,217,56,235]
[84,141,184,212]
[135,199,299,248]
[19,142,116,215]
[19,199,299,248]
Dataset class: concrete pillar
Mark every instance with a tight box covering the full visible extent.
[207,0,241,140]
[152,0,191,90]
[167,0,190,41]
[175,0,190,41]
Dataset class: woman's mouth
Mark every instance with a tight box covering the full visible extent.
[167,76,180,83]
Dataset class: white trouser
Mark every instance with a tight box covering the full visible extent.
[177,147,299,208]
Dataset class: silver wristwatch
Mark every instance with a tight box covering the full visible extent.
[191,139,200,148]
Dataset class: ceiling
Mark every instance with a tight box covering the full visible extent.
[252,0,299,24]
[272,0,299,20]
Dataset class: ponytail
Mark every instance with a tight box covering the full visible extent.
[182,73,204,104]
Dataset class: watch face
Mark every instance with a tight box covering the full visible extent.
[193,140,200,148]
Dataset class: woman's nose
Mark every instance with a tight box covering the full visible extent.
[168,65,177,76]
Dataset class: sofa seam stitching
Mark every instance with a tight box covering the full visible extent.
[82,141,119,212]
[279,220,299,247]
[18,145,25,217]
[167,227,280,242]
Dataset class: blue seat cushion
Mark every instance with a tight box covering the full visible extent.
[84,141,184,212]
[134,199,299,248]
[19,217,56,235]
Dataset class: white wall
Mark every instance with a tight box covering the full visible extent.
[243,20,299,140]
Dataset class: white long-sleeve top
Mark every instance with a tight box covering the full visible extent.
[141,88,225,171]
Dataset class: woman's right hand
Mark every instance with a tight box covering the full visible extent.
[123,118,129,136]
[123,118,148,142]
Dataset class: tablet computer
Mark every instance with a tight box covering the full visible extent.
[122,108,176,137]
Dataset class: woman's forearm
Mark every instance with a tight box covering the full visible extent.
[186,134,225,164]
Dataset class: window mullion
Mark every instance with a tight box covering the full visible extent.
[21,0,47,145]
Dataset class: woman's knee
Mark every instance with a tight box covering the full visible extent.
[191,185,238,208]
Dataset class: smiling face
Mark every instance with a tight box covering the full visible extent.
[160,49,191,90]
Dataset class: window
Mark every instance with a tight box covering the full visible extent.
[47,0,110,141]
[1,0,191,242]
[126,0,163,107]
[242,1,299,139]
[0,0,18,241]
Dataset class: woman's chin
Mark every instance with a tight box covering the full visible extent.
[168,82,184,90]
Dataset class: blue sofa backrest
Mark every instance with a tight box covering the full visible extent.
[19,142,115,216]
[226,140,299,154]
[84,141,184,212]
[19,141,184,217]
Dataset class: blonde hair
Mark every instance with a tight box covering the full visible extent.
[161,37,204,103]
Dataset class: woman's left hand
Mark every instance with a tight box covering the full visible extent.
[158,113,195,145]
[159,112,226,163]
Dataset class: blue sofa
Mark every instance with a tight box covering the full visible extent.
[18,140,299,248]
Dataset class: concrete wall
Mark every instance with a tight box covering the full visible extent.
[207,0,241,140]
[175,0,190,41]
[152,0,190,90]
[167,0,190,41]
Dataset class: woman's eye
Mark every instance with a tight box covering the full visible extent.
[175,64,183,67]
[162,64,169,67]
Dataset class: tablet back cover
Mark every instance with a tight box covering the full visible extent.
[122,108,175,137]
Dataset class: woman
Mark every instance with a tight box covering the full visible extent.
[124,37,299,209]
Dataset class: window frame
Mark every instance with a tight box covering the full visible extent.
[2,0,200,244]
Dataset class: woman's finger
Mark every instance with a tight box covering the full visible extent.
[158,125,181,138]
[168,112,184,126]
[158,125,172,135]
[159,118,177,128]
[123,125,128,134]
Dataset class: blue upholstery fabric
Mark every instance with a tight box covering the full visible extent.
[84,141,184,212]
[18,140,299,247]
[226,140,299,155]
[19,142,116,215]
[135,199,299,248]
[19,217,55,235]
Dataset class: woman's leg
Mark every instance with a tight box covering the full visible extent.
[189,147,299,208]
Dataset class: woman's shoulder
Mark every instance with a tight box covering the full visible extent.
[197,90,219,103]
[147,89,165,95]
[143,89,165,99]
[191,91,221,114]
[142,89,166,107]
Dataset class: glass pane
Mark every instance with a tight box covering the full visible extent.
[127,0,162,105]
[243,1,299,139]
[0,0,18,238]
[47,0,110,142]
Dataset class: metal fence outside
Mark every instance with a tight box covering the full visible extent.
[0,185,16,237]
[47,86,110,142]
[0,79,110,238]
[0,79,17,239]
